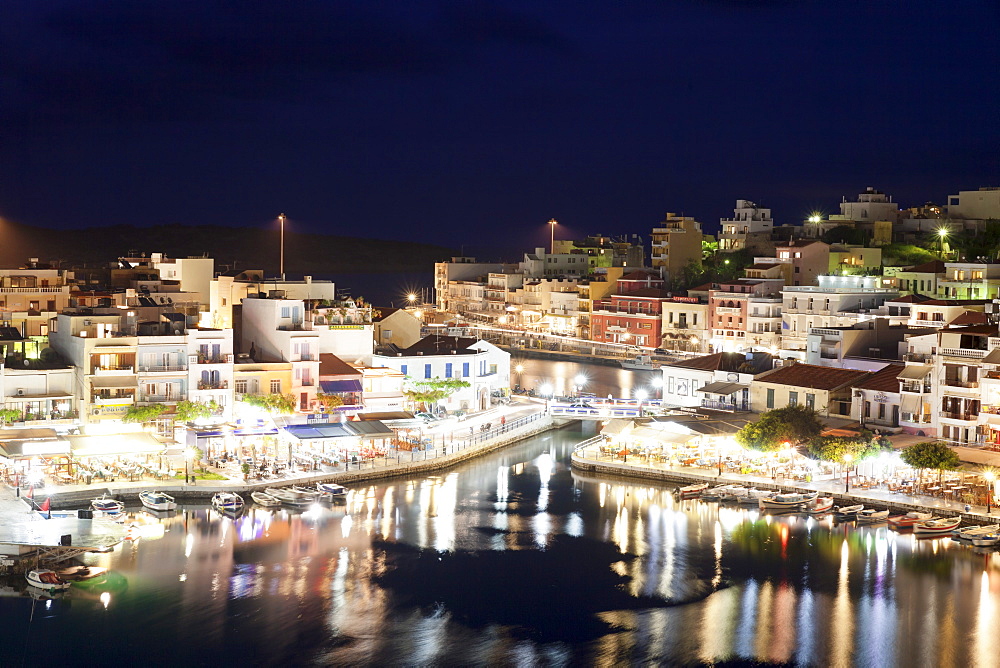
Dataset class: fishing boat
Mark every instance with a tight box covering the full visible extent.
[91,494,124,515]
[970,532,1000,548]
[251,491,281,507]
[888,511,935,528]
[316,482,347,499]
[675,483,710,499]
[804,496,835,514]
[952,523,1000,543]
[700,485,741,501]
[139,490,177,511]
[735,489,771,505]
[913,517,962,536]
[26,569,72,591]
[719,486,752,502]
[621,354,658,371]
[758,491,818,511]
[856,509,890,523]
[265,486,317,508]
[211,492,245,514]
[834,504,865,518]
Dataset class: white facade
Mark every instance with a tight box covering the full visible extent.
[719,200,773,252]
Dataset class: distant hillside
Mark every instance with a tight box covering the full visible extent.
[0,220,453,274]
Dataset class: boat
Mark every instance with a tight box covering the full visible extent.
[621,353,658,371]
[139,490,177,511]
[804,496,835,514]
[733,489,771,505]
[952,523,1000,542]
[675,483,709,499]
[758,491,818,511]
[91,494,124,515]
[970,532,1000,548]
[265,486,317,507]
[888,511,935,528]
[316,482,347,499]
[251,491,281,508]
[26,569,72,591]
[719,486,752,502]
[834,504,865,518]
[700,485,741,501]
[856,509,890,523]
[211,492,245,514]
[913,517,962,536]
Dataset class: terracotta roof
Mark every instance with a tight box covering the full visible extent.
[854,364,904,392]
[749,262,781,270]
[688,282,713,292]
[754,363,870,390]
[938,324,997,335]
[905,260,946,274]
[372,308,400,322]
[666,352,772,374]
[948,311,989,326]
[319,353,361,376]
[917,299,990,306]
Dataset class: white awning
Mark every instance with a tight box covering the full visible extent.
[67,432,166,457]
[898,364,932,380]
[90,376,139,388]
[698,381,748,395]
[899,393,922,414]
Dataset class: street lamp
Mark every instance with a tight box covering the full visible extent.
[574,374,586,398]
[936,227,949,258]
[548,219,558,255]
[278,213,286,280]
[985,470,996,514]
[843,452,853,493]
[635,389,648,416]
[185,446,197,484]
[407,293,418,305]
[540,383,553,413]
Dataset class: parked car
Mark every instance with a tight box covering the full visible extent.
[415,412,439,423]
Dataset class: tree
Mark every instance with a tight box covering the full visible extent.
[0,408,21,425]
[736,405,824,453]
[123,403,167,424]
[174,400,221,423]
[900,441,961,487]
[404,377,470,411]
[821,225,869,246]
[316,393,345,411]
[807,435,882,464]
[241,393,296,414]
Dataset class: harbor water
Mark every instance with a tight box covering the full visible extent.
[4,422,1000,667]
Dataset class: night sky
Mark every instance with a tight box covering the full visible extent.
[1,1,997,255]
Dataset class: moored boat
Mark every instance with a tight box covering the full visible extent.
[970,532,1000,548]
[700,484,741,501]
[266,486,317,507]
[316,482,347,499]
[952,523,1000,542]
[621,354,657,371]
[91,494,124,515]
[211,492,245,514]
[735,489,771,505]
[251,491,281,507]
[805,496,835,514]
[888,511,935,528]
[139,490,177,511]
[675,483,709,499]
[834,504,865,518]
[759,491,818,511]
[913,516,962,536]
[26,569,72,591]
[856,509,890,523]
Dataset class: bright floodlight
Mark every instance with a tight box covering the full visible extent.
[937,228,949,238]
[651,376,664,387]
[540,383,553,396]
[985,471,996,481]
[407,293,417,302]
[635,389,648,401]
[515,364,524,374]
[808,214,821,223]
[574,374,586,386]
[843,453,853,463]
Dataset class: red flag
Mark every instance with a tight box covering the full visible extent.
[40,497,50,512]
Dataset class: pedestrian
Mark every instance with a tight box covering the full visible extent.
[501,415,506,427]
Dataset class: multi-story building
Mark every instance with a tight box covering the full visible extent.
[852,364,904,430]
[804,319,925,370]
[208,271,336,329]
[434,257,518,314]
[0,357,77,429]
[591,288,670,348]
[938,262,1000,300]
[718,200,774,253]
[660,298,709,353]
[828,245,882,275]
[650,213,703,283]
[946,187,1000,221]
[0,259,76,353]
[660,351,773,411]
[804,187,900,238]
[186,327,235,423]
[894,260,945,296]
[709,279,783,353]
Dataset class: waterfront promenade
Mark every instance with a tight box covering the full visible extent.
[572,438,1000,526]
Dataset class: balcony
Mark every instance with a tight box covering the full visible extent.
[900,382,931,393]
[913,319,946,328]
[92,393,135,405]
[701,399,750,412]
[941,348,986,359]
[940,411,977,422]
[139,395,184,403]
[901,412,932,424]
[138,365,188,373]
[903,353,932,363]
[193,353,233,365]
[942,379,979,389]
[716,307,742,315]
[93,366,135,375]
[0,286,65,293]
[196,380,229,390]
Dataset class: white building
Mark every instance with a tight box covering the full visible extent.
[718,200,774,252]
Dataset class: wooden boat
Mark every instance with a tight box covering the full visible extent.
[251,491,281,508]
[888,511,935,527]
[675,483,709,499]
[804,496,835,514]
[834,504,865,518]
[26,569,72,591]
[759,491,818,511]
[91,494,124,515]
[316,482,347,499]
[139,490,177,511]
[621,354,658,371]
[856,509,890,523]
[211,492,244,514]
[265,486,317,507]
[700,485,741,501]
[913,517,962,536]
[970,532,1000,548]
[952,523,1000,542]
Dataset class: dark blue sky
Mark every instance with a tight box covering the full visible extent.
[1,1,997,255]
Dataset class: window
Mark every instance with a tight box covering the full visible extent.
[235,379,247,394]
[270,379,281,394]
[463,362,470,377]
[424,364,432,379]
[766,388,775,409]
[281,306,290,318]
[789,391,799,407]
[445,362,453,378]
[806,393,815,409]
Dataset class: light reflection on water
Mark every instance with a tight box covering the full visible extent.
[5,424,1000,666]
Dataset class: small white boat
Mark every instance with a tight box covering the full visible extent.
[970,532,1000,548]
[700,485,740,501]
[139,490,177,511]
[621,354,658,371]
[834,504,865,517]
[266,486,317,507]
[675,483,709,499]
[856,509,890,523]
[251,491,281,508]
[735,489,771,505]
[913,517,962,536]
[91,494,124,515]
[759,491,818,511]
[952,524,1000,542]
[212,492,245,514]
[888,511,935,528]
[805,497,835,514]
[316,482,347,498]
[26,569,72,591]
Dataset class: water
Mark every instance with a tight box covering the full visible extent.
[5,423,1000,667]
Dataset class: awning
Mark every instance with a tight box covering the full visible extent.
[90,376,139,388]
[899,393,922,414]
[0,439,71,458]
[698,381,748,396]
[0,428,59,441]
[984,349,1000,365]
[348,421,394,437]
[320,379,363,393]
[897,364,932,380]
[283,424,356,440]
[67,432,165,457]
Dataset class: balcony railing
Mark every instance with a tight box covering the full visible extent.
[900,382,931,393]
[716,307,742,315]
[940,411,977,421]
[0,286,65,293]
[701,400,750,412]
[139,395,184,403]
[941,348,986,359]
[138,365,188,373]
[901,412,932,424]
[942,379,979,389]
[913,319,946,328]
[193,353,233,365]
[196,380,229,390]
[903,353,932,363]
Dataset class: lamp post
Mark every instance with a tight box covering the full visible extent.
[936,227,949,259]
[278,213,286,280]
[548,219,558,255]
[635,389,648,417]
[574,374,586,399]
[185,446,197,485]
[843,452,853,493]
[985,471,996,514]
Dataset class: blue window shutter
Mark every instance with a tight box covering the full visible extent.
[425,364,431,379]
[463,362,470,377]
[401,365,407,376]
